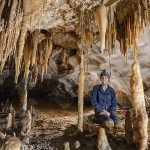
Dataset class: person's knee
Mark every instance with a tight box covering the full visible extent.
[103,119,114,129]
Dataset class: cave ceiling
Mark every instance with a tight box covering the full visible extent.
[0,0,150,84]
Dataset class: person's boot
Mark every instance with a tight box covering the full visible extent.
[114,122,123,129]
[103,119,114,129]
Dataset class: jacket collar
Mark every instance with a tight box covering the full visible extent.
[99,84,110,93]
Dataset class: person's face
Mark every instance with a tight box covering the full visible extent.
[100,76,109,85]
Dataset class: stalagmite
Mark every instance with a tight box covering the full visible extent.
[19,110,32,134]
[125,109,133,145]
[0,136,22,150]
[97,127,111,150]
[9,103,13,113]
[26,110,32,134]
[12,109,16,129]
[74,141,80,149]
[6,112,13,130]
[130,46,148,149]
[77,52,85,132]
[64,142,70,150]
[20,87,27,114]
[30,106,33,114]
[0,132,5,139]
[94,4,107,53]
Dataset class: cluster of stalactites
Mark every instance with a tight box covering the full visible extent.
[115,0,150,58]
[84,0,150,56]
[0,0,50,83]
[76,2,116,54]
[0,0,23,74]
[23,30,53,85]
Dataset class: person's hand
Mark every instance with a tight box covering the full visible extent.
[104,111,110,116]
[99,110,110,116]
[99,111,106,115]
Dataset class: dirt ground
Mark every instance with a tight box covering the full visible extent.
[29,97,97,150]
[27,97,130,150]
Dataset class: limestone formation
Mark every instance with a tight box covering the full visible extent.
[64,142,70,150]
[5,113,12,130]
[0,136,21,150]
[97,127,112,150]
[0,0,149,82]
[130,62,148,150]
[78,52,85,132]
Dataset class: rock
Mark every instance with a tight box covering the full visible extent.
[0,136,21,150]
[0,133,5,139]
[68,55,80,69]
[74,141,80,149]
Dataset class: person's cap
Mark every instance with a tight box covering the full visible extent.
[100,69,111,78]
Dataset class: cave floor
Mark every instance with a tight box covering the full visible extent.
[1,97,150,150]
[27,97,150,150]
[29,97,97,150]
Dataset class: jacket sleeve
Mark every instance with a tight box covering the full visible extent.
[108,89,117,112]
[91,86,104,112]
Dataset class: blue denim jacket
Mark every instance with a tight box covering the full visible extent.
[91,84,117,113]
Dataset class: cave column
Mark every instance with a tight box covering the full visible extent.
[130,45,148,149]
[20,79,28,115]
[77,51,85,132]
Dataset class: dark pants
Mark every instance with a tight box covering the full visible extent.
[94,111,120,125]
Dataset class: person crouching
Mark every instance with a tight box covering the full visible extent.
[91,69,122,129]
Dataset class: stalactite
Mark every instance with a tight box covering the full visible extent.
[114,0,150,57]
[8,0,18,26]
[41,65,45,82]
[31,30,45,66]
[34,37,53,82]
[0,0,23,74]
[8,0,11,7]
[0,0,6,20]
[38,41,45,82]
[127,18,132,49]
[78,51,85,132]
[15,15,28,83]
[23,33,31,85]
[70,0,75,8]
[15,0,46,82]
[80,10,86,46]
[31,63,38,83]
[94,4,107,53]
[45,38,53,74]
